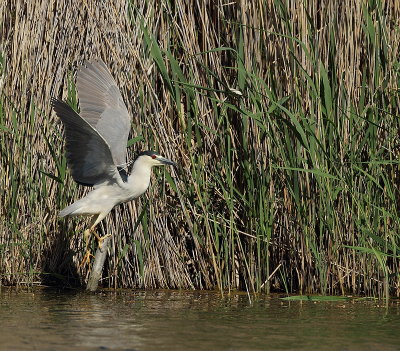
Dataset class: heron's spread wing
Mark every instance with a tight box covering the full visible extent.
[51,98,121,186]
[76,59,131,166]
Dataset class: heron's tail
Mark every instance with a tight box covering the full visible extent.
[59,199,87,217]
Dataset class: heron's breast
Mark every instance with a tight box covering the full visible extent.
[125,173,151,201]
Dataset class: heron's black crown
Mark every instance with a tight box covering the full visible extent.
[138,150,159,157]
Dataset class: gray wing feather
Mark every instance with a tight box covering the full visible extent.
[76,59,131,166]
[51,97,120,186]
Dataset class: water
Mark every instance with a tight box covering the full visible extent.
[0,288,399,351]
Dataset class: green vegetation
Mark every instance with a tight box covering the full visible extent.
[0,0,399,297]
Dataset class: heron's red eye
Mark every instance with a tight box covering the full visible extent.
[151,155,157,159]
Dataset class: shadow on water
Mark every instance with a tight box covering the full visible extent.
[0,287,399,351]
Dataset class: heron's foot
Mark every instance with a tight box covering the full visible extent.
[95,233,112,249]
[80,249,94,267]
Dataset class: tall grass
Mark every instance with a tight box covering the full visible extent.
[0,0,399,297]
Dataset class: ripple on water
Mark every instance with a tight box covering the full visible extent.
[0,288,399,351]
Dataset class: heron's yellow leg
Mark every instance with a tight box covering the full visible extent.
[86,215,112,250]
[79,229,94,267]
[92,230,112,249]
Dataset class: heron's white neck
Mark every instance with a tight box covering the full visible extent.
[126,158,153,198]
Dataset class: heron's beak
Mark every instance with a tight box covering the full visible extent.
[158,157,177,167]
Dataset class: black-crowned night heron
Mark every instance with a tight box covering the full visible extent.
[51,59,175,263]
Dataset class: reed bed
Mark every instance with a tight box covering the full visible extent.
[0,0,399,297]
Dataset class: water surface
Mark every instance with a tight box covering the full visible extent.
[0,288,399,350]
